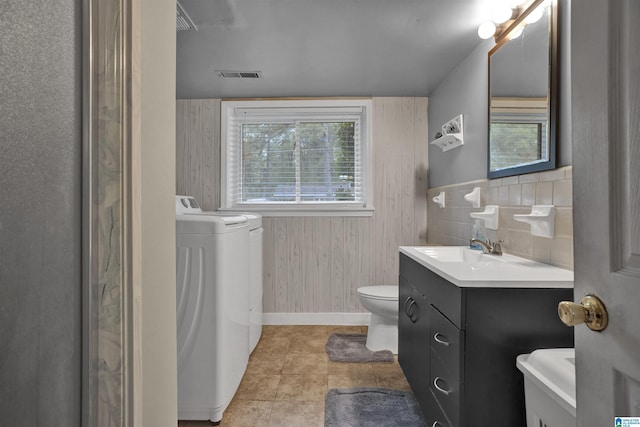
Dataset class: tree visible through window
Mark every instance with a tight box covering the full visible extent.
[490,122,544,171]
[242,121,355,202]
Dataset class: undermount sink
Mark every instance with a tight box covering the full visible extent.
[414,246,497,263]
[399,246,573,288]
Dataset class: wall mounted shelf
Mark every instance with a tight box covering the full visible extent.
[470,205,500,230]
[513,205,555,238]
[430,114,464,152]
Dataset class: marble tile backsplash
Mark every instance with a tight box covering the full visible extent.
[427,166,573,270]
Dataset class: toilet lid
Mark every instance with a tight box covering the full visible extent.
[357,285,398,301]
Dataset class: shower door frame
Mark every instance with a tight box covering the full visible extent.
[83,0,138,425]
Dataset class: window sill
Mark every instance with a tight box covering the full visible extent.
[219,206,375,217]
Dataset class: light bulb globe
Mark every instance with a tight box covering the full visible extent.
[509,26,524,39]
[525,6,544,23]
[491,5,513,24]
[478,21,497,39]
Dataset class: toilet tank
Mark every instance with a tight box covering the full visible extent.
[516,348,576,427]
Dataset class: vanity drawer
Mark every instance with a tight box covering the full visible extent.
[429,306,463,380]
[425,388,453,427]
[423,266,463,328]
[430,354,462,427]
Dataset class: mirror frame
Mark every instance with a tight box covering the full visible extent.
[487,0,559,179]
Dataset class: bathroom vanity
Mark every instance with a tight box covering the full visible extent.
[398,246,574,427]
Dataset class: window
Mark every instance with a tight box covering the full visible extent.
[489,97,549,173]
[221,99,373,216]
[489,122,545,171]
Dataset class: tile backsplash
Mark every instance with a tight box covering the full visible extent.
[427,166,573,270]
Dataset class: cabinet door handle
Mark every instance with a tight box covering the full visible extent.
[433,377,451,396]
[433,332,450,346]
[403,296,414,316]
[408,300,417,323]
[404,297,417,322]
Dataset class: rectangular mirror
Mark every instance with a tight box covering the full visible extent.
[487,0,558,179]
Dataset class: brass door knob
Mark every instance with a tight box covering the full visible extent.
[558,294,608,331]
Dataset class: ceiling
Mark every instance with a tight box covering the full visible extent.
[176,0,490,99]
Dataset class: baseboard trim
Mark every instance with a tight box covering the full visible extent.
[262,312,370,326]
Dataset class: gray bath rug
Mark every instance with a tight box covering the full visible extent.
[325,387,427,427]
[325,333,394,363]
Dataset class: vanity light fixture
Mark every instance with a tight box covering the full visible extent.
[477,0,549,41]
[508,25,524,40]
[525,5,544,23]
[478,21,498,39]
[491,3,516,25]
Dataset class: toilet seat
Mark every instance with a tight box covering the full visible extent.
[357,285,398,301]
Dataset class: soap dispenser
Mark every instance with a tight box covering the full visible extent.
[470,220,485,250]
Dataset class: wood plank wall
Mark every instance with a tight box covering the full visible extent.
[176,97,428,313]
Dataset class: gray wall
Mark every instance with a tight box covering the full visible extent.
[0,0,82,425]
[428,0,572,187]
[427,39,492,187]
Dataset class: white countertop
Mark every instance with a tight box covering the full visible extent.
[400,246,574,288]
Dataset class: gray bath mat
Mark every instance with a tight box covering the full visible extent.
[325,333,394,363]
[325,387,427,427]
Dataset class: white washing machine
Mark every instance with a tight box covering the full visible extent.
[175,196,250,423]
[212,211,263,353]
[244,213,263,354]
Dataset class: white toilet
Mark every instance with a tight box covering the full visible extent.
[357,285,399,353]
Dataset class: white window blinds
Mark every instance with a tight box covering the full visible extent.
[221,100,372,215]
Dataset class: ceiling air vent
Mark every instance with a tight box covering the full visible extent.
[216,71,263,79]
[177,1,197,32]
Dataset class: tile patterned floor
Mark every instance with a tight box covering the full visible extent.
[178,325,411,427]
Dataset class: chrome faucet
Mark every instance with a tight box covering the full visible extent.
[470,238,503,255]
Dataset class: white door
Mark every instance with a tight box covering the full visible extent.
[570,0,640,425]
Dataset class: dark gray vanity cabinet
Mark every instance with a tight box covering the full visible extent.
[398,274,431,408]
[398,253,574,427]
